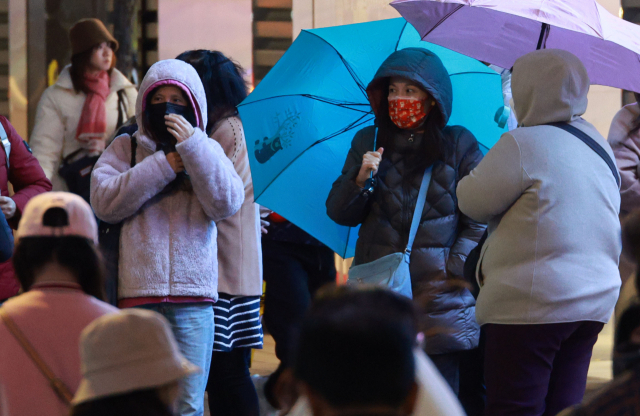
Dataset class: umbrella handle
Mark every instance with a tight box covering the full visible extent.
[371,126,378,180]
[362,127,379,196]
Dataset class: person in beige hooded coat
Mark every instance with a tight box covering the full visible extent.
[457,50,621,416]
[176,49,263,416]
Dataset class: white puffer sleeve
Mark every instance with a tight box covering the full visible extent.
[29,88,66,180]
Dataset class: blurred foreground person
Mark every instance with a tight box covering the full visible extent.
[176,49,263,416]
[457,49,621,416]
[291,286,465,416]
[0,192,117,416]
[69,309,199,416]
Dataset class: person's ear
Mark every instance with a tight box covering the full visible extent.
[400,381,419,415]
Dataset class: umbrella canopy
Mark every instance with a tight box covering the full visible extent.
[238,18,506,258]
[391,0,640,92]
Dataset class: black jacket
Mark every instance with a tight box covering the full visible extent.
[326,48,485,354]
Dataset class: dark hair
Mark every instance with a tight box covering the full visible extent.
[175,50,248,135]
[13,236,105,301]
[294,286,416,410]
[69,43,116,94]
[69,388,174,416]
[374,78,452,178]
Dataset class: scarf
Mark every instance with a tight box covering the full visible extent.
[76,71,110,154]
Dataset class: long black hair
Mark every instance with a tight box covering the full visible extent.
[175,50,248,135]
[70,388,174,416]
[374,78,452,178]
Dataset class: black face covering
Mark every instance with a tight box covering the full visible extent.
[147,102,198,150]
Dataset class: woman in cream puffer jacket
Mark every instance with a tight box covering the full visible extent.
[30,19,137,191]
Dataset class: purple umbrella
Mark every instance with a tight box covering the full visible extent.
[391,0,640,92]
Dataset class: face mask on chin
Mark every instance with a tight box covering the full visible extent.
[388,97,430,130]
[147,102,198,151]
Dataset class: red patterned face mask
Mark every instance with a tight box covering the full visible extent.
[388,97,430,130]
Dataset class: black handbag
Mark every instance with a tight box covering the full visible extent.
[58,90,127,203]
[58,150,100,204]
[99,134,137,306]
[462,122,621,299]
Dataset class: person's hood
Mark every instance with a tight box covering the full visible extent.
[366,48,452,128]
[511,49,589,127]
[55,65,135,93]
[135,59,207,139]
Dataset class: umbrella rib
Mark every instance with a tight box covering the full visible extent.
[238,94,370,113]
[396,21,409,51]
[424,4,464,36]
[254,113,375,201]
[303,95,371,113]
[305,31,369,100]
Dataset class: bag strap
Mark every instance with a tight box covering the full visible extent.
[548,122,620,187]
[405,165,433,255]
[116,89,127,130]
[0,122,10,171]
[130,136,137,167]
[0,308,73,404]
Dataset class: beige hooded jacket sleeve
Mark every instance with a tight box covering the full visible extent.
[457,132,529,224]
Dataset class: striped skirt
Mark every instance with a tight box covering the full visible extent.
[213,293,264,352]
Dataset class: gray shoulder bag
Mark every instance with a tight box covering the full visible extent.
[347,165,433,299]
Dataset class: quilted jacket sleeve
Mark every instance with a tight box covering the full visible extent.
[447,127,487,279]
[326,127,375,227]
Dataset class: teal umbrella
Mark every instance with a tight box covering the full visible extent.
[238,18,507,258]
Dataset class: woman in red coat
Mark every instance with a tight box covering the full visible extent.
[0,116,53,302]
